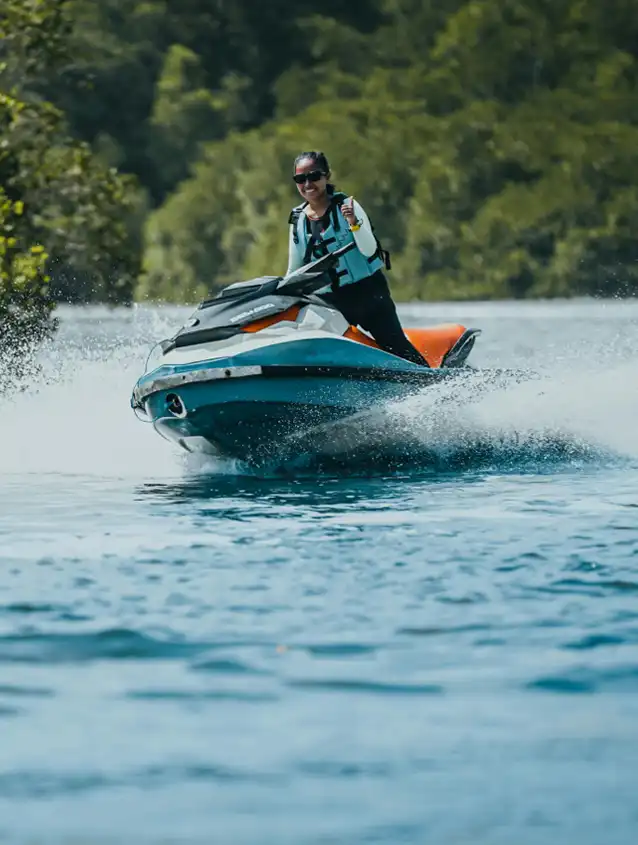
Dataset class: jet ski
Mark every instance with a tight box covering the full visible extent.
[131,243,498,465]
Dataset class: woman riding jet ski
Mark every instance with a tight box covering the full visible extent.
[288,151,429,367]
[130,155,489,464]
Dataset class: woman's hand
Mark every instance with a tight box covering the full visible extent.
[341,196,359,227]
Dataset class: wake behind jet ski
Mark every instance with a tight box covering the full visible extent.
[131,244,506,466]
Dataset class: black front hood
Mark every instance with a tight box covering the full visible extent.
[159,242,357,353]
[162,292,303,352]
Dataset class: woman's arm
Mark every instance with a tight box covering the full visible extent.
[286,223,305,275]
[345,199,378,258]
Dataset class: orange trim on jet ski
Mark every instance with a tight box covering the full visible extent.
[242,305,302,333]
[404,324,467,368]
[345,323,467,368]
[343,326,379,349]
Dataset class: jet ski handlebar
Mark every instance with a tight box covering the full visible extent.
[277,242,357,295]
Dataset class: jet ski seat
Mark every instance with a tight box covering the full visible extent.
[345,323,480,368]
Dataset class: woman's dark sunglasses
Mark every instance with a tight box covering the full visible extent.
[293,170,326,184]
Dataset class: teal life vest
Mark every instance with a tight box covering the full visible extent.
[288,192,390,292]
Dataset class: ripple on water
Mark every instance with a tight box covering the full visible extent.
[0,629,206,664]
[303,643,379,657]
[189,656,269,675]
[556,578,638,593]
[287,679,444,695]
[0,764,285,799]
[527,577,638,598]
[125,688,278,703]
[0,705,22,718]
[527,664,638,694]
[397,623,493,637]
[562,633,630,650]
[0,685,54,698]
[1,602,67,615]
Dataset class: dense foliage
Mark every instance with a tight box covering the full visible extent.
[140,0,638,301]
[0,0,142,363]
[3,0,638,313]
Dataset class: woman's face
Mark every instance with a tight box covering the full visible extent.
[293,157,328,202]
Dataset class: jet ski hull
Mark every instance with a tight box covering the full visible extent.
[136,358,462,464]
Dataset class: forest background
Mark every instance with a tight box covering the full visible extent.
[2,0,637,347]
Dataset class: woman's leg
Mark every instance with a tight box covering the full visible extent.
[355,273,429,366]
[320,274,429,366]
[318,288,357,327]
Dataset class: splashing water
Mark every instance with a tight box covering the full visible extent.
[372,359,638,471]
[0,301,637,479]
[0,306,186,480]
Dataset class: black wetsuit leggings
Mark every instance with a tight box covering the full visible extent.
[320,270,429,367]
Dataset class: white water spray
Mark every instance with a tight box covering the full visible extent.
[0,301,636,479]
[0,306,186,480]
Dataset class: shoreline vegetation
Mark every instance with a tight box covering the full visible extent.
[2,0,637,353]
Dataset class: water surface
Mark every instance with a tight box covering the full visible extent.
[1,300,637,844]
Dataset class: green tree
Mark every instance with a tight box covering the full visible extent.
[40,0,380,200]
[6,0,637,307]
[1,0,144,322]
[138,0,638,303]
[148,44,234,197]
[0,188,56,382]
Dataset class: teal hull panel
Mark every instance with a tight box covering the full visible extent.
[145,374,434,463]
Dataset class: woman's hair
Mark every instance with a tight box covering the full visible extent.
[293,150,335,194]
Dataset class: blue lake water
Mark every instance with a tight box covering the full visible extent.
[0,300,637,844]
